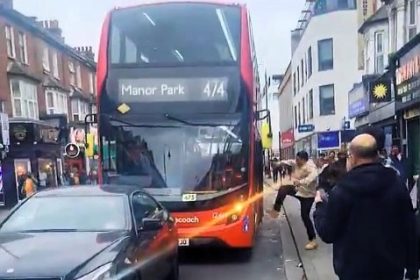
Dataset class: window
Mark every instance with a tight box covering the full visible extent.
[17,32,28,64]
[308,89,314,119]
[52,51,59,78]
[319,84,335,116]
[5,25,15,58]
[42,47,50,72]
[88,72,95,94]
[294,105,297,128]
[408,0,417,41]
[374,31,385,73]
[71,99,89,122]
[318,38,334,71]
[297,66,300,91]
[76,64,82,88]
[301,60,304,87]
[132,193,161,225]
[110,4,241,65]
[308,47,313,77]
[45,90,68,115]
[68,62,76,86]
[293,72,297,95]
[10,79,39,119]
[302,97,306,124]
[298,102,301,126]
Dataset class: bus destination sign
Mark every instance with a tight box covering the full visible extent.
[118,78,229,103]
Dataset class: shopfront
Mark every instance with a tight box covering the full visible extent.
[280,128,294,160]
[2,119,63,207]
[393,34,420,178]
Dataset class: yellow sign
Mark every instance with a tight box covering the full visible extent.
[261,122,272,150]
[373,83,388,99]
[117,103,131,114]
[86,133,95,157]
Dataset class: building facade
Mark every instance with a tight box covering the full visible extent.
[291,0,362,156]
[277,63,294,159]
[0,0,96,207]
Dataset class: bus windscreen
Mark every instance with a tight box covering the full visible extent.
[110,3,241,66]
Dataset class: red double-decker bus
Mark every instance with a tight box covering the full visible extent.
[92,1,271,251]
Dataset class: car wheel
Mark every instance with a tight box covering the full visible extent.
[165,255,179,280]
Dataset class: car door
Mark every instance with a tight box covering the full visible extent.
[131,192,171,280]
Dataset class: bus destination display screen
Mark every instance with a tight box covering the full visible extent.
[118,78,229,103]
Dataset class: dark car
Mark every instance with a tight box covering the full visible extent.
[0,185,179,280]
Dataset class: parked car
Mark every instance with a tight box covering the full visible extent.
[0,185,179,280]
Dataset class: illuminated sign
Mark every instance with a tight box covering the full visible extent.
[396,44,420,99]
[118,78,229,103]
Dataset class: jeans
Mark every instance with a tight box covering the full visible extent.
[273,184,316,241]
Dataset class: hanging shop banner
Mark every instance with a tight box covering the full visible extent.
[370,79,392,103]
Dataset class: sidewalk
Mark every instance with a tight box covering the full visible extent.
[264,180,337,280]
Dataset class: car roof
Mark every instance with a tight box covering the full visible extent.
[34,185,148,197]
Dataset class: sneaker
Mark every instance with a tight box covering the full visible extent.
[266,209,280,219]
[304,240,318,250]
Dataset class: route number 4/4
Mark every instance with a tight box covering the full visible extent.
[204,81,226,98]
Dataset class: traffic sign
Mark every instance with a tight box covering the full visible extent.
[65,143,80,158]
[298,124,315,133]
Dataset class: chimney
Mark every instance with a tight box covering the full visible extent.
[75,46,95,61]
[0,0,13,9]
[38,19,65,43]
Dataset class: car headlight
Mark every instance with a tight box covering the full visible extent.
[76,263,113,280]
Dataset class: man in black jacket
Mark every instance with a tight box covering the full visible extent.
[314,134,418,280]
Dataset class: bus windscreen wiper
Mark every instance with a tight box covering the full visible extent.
[109,116,176,128]
[164,113,231,127]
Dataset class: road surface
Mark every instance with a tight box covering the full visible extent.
[179,214,286,280]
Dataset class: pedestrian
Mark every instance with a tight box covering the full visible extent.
[318,151,347,194]
[21,172,37,198]
[313,134,418,280]
[268,151,318,250]
[390,145,411,188]
[271,157,280,183]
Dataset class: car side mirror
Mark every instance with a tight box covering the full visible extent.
[140,218,163,231]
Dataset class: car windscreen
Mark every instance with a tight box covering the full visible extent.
[0,195,129,232]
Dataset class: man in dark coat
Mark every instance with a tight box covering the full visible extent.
[314,134,418,280]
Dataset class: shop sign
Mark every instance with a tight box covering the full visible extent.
[281,129,294,148]
[348,83,369,118]
[65,143,80,158]
[298,124,315,133]
[13,125,27,141]
[318,131,340,149]
[396,44,420,99]
[0,113,9,146]
[404,107,420,120]
[369,79,392,103]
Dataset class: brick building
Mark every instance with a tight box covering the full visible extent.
[0,0,96,207]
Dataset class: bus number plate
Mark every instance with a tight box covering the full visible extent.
[178,238,190,247]
[182,194,197,202]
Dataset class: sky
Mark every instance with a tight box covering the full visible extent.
[15,0,303,76]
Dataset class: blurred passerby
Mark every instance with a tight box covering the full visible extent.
[314,134,418,280]
[271,158,281,183]
[268,151,318,250]
[390,145,411,188]
[21,173,37,198]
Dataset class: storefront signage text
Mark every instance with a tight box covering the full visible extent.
[396,44,420,99]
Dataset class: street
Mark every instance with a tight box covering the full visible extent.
[179,201,286,280]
